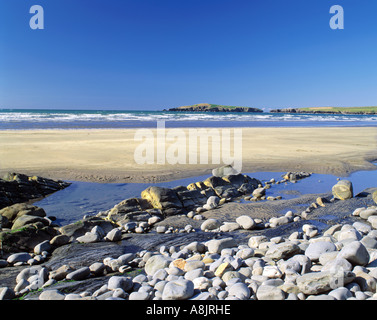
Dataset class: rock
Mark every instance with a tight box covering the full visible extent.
[108,276,133,292]
[368,216,377,229]
[206,237,237,254]
[175,188,208,211]
[201,219,222,231]
[39,289,66,300]
[248,236,268,249]
[89,262,106,276]
[49,265,75,281]
[66,267,91,281]
[11,215,49,231]
[265,242,301,260]
[256,285,285,300]
[105,228,122,242]
[322,257,353,272]
[359,208,377,220]
[220,222,240,232]
[332,180,353,200]
[59,217,116,238]
[7,252,32,265]
[236,215,255,230]
[212,165,239,177]
[76,232,101,243]
[328,287,353,300]
[50,234,70,247]
[141,186,183,216]
[305,241,337,261]
[353,221,372,235]
[0,203,46,223]
[0,173,69,211]
[269,216,291,228]
[338,241,370,266]
[162,279,194,300]
[0,287,15,300]
[129,291,150,300]
[156,225,167,233]
[296,270,355,295]
[228,283,251,299]
[34,240,52,255]
[145,254,171,276]
[283,172,311,182]
[252,187,265,199]
[373,190,377,205]
[206,196,220,209]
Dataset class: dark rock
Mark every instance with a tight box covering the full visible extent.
[0,173,70,210]
[283,172,311,182]
[11,215,49,231]
[0,225,58,253]
[141,186,183,216]
[59,216,117,238]
[175,188,208,210]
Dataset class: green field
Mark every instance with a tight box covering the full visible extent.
[298,106,377,114]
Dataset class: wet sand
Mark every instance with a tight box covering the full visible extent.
[0,127,377,183]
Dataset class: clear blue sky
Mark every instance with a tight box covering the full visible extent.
[1,0,376,110]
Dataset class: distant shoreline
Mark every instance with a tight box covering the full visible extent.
[270,106,377,115]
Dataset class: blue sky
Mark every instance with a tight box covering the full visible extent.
[0,0,376,110]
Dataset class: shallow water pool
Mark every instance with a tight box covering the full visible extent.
[34,167,377,226]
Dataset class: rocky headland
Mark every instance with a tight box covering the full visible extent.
[271,107,377,115]
[1,167,377,301]
[165,103,263,113]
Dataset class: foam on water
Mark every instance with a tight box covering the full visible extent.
[1,109,377,129]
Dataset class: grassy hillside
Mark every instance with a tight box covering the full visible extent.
[297,106,377,114]
[167,103,263,113]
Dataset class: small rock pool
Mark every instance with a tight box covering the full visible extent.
[34,167,377,226]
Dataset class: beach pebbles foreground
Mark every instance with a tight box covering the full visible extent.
[2,211,377,301]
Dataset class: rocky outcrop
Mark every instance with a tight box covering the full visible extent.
[138,173,261,218]
[0,173,70,210]
[271,107,377,115]
[166,103,263,113]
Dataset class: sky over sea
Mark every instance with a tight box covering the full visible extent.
[1,0,377,110]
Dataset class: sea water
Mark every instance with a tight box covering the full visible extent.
[1,109,377,129]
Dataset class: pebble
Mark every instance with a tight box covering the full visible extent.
[7,252,32,265]
[66,267,91,281]
[162,279,194,300]
[5,178,377,301]
[305,241,337,261]
[107,276,133,292]
[338,241,370,266]
[39,289,66,300]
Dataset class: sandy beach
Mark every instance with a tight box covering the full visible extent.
[1,127,377,183]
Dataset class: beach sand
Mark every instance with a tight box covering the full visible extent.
[1,127,377,183]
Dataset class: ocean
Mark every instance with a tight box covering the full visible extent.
[1,109,377,129]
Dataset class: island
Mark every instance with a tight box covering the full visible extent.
[164,103,263,113]
[270,106,377,115]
